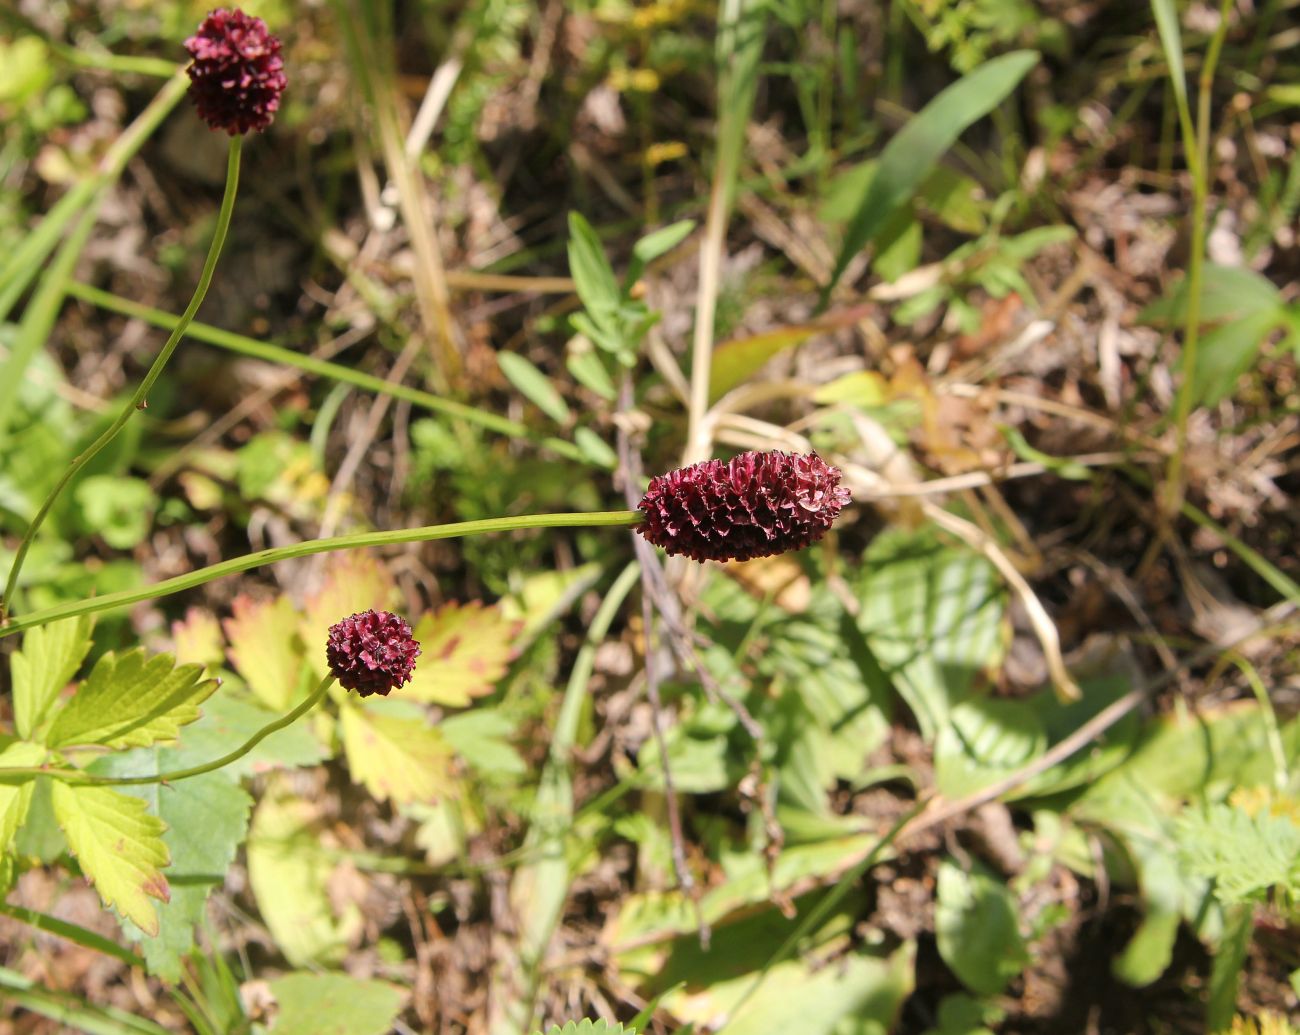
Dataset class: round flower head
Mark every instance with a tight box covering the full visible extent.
[326,610,421,697]
[637,450,851,563]
[184,8,286,135]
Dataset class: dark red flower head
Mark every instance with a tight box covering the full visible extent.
[326,610,420,697]
[184,8,286,135]
[636,450,851,563]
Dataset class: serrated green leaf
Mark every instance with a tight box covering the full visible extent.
[268,972,406,1035]
[499,352,572,424]
[534,1021,631,1035]
[341,704,453,804]
[935,858,1028,995]
[824,51,1038,297]
[51,782,170,937]
[247,777,361,967]
[0,742,43,852]
[96,747,253,980]
[1176,802,1300,904]
[225,594,307,709]
[44,650,218,750]
[11,615,93,739]
[856,528,1005,741]
[405,602,521,706]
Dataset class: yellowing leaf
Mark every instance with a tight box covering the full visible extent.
[812,371,889,406]
[225,595,305,710]
[340,705,453,804]
[44,650,218,750]
[51,782,170,937]
[11,615,93,739]
[405,602,521,707]
[171,607,224,670]
[301,553,396,678]
[247,775,361,967]
[0,742,44,851]
[709,326,816,403]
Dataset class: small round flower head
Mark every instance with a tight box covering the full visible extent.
[184,8,286,135]
[326,610,420,697]
[637,450,851,563]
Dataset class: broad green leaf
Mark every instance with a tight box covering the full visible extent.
[534,1023,632,1035]
[567,213,620,320]
[856,528,1005,741]
[225,594,306,709]
[163,692,327,780]
[935,858,1028,995]
[405,602,521,707]
[247,777,361,966]
[340,704,453,804]
[1191,308,1287,406]
[96,747,253,980]
[300,553,396,679]
[440,710,526,779]
[823,51,1039,297]
[935,697,1046,799]
[268,973,406,1035]
[11,615,93,739]
[1140,263,1283,326]
[51,782,170,937]
[73,476,157,549]
[0,742,43,852]
[498,352,572,424]
[44,650,217,750]
[1112,851,1182,987]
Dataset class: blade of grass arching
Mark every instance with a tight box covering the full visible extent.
[0,71,187,325]
[685,0,765,463]
[490,561,642,1035]
[820,50,1039,305]
[1149,0,1193,140]
[0,966,169,1035]
[0,904,145,969]
[64,283,587,463]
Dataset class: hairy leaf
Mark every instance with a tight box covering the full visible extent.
[51,782,170,937]
[44,650,217,750]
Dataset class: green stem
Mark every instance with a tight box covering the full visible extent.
[1162,0,1233,515]
[63,282,587,463]
[1,137,244,621]
[0,511,643,638]
[0,677,334,787]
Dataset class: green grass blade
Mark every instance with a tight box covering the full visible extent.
[0,903,145,968]
[822,50,1039,301]
[0,965,168,1035]
[1149,0,1189,113]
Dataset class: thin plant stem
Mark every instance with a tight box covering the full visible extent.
[1,137,245,621]
[0,677,334,786]
[0,511,643,638]
[1162,0,1234,515]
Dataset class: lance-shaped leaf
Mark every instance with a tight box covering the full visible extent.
[51,782,170,937]
[11,615,93,739]
[404,602,521,707]
[44,649,218,750]
[0,742,44,853]
[340,704,453,805]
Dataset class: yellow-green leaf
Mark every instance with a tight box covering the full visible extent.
[224,595,305,710]
[11,615,93,739]
[44,650,218,750]
[341,705,452,805]
[247,776,361,967]
[0,742,44,851]
[51,782,170,937]
[404,602,521,707]
[171,607,224,671]
[300,553,396,678]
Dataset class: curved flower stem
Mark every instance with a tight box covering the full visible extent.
[2,137,244,622]
[0,676,334,787]
[0,511,643,638]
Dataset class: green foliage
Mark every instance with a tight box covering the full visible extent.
[935,858,1029,995]
[266,972,406,1035]
[534,1022,633,1035]
[1175,795,1300,906]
